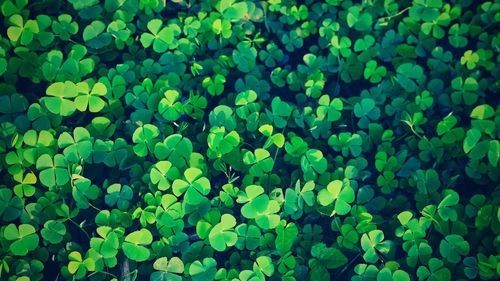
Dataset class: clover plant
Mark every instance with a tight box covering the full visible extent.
[0,0,498,280]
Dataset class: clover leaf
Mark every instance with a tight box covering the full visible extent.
[67,251,95,279]
[150,161,180,191]
[151,257,184,281]
[122,229,153,262]
[417,258,451,281]
[207,126,240,158]
[361,230,391,263]
[328,132,362,157]
[172,168,211,205]
[158,89,184,121]
[52,14,78,41]
[243,148,274,177]
[316,95,343,122]
[105,183,133,210]
[42,81,78,116]
[4,223,39,256]
[189,258,217,281]
[90,226,120,260]
[72,177,100,209]
[235,223,261,251]
[275,221,298,254]
[154,134,193,168]
[36,154,70,189]
[439,234,470,264]
[58,127,93,163]
[309,243,348,280]
[83,20,111,49]
[451,76,478,105]
[140,19,179,52]
[318,180,355,216]
[202,74,226,96]
[41,220,66,244]
[1,0,28,17]
[208,214,238,251]
[301,149,327,181]
[364,60,387,83]
[233,42,257,73]
[238,185,280,229]
[132,124,159,157]
[74,81,107,112]
[0,188,23,222]
[254,256,274,277]
[7,14,39,46]
[354,98,380,128]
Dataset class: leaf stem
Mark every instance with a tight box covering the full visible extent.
[377,7,410,23]
[68,218,91,240]
[88,271,118,279]
[335,252,361,280]
[271,114,292,172]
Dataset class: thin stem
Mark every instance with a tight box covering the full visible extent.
[68,218,91,240]
[426,225,434,239]
[401,120,426,141]
[261,2,270,33]
[394,132,410,143]
[333,218,342,232]
[377,7,410,23]
[271,114,292,172]
[241,141,256,149]
[88,202,103,212]
[88,271,118,279]
[335,253,361,280]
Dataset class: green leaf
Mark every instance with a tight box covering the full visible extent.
[235,223,260,250]
[439,234,470,264]
[36,154,70,188]
[463,129,481,154]
[470,104,495,120]
[317,180,355,215]
[172,167,211,205]
[208,214,237,251]
[4,224,39,256]
[41,220,66,244]
[189,258,217,281]
[275,220,298,254]
[310,243,348,269]
[361,230,391,263]
[74,82,107,112]
[152,257,184,281]
[417,258,451,281]
[58,127,93,162]
[301,149,327,180]
[133,124,160,157]
[238,185,280,229]
[123,229,153,262]
[140,19,180,52]
[83,20,111,49]
[154,134,193,168]
[105,183,133,210]
[158,89,183,121]
[0,188,23,222]
[73,177,100,209]
[254,256,274,277]
[232,42,257,72]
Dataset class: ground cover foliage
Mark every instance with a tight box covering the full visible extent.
[0,0,499,280]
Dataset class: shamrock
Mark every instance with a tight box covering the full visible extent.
[237,185,280,229]
[172,168,211,205]
[4,224,39,256]
[317,180,355,215]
